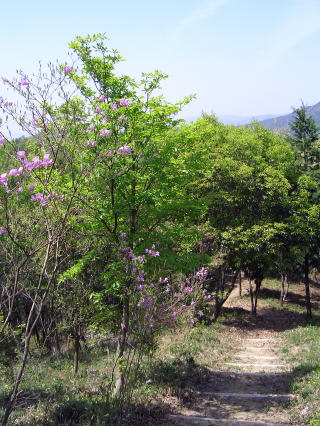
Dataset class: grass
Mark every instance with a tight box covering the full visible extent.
[284,324,320,425]
[0,322,231,425]
[1,279,319,425]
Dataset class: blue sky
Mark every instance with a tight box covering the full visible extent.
[1,0,320,121]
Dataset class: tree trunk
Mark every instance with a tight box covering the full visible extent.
[249,277,254,314]
[238,271,242,297]
[250,277,262,316]
[73,335,80,375]
[304,255,312,320]
[283,275,289,302]
[280,273,285,307]
[113,293,130,396]
[2,335,31,426]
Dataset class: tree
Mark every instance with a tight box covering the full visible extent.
[290,103,320,319]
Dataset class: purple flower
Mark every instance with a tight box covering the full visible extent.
[198,311,204,317]
[17,151,26,160]
[19,77,30,86]
[100,129,111,137]
[136,284,146,290]
[0,227,7,235]
[119,98,129,107]
[95,107,103,115]
[42,154,53,167]
[105,150,113,157]
[59,195,64,200]
[63,65,72,74]
[87,124,94,132]
[31,156,42,168]
[119,115,125,121]
[31,118,39,127]
[117,145,131,154]
[40,199,48,207]
[8,169,19,177]
[0,135,4,146]
[120,232,127,238]
[23,160,34,171]
[99,95,106,102]
[87,140,96,147]
[111,103,118,111]
[29,184,35,191]
[0,174,8,186]
[17,186,23,193]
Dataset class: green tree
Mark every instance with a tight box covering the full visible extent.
[290,103,320,319]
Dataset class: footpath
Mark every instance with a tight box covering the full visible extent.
[168,284,297,425]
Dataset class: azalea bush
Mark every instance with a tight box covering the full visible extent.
[0,34,212,423]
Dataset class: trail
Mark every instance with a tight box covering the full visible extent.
[168,281,297,425]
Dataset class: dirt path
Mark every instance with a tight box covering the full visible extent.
[168,281,297,425]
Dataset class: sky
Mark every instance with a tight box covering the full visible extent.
[1,0,320,123]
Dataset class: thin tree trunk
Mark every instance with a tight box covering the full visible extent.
[304,255,312,320]
[283,275,289,302]
[1,336,31,426]
[113,293,130,396]
[251,277,262,316]
[73,335,80,375]
[238,271,242,297]
[249,277,254,314]
[280,273,285,307]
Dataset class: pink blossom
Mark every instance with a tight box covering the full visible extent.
[19,77,30,86]
[136,284,146,290]
[0,135,4,146]
[119,98,129,106]
[111,103,118,111]
[17,187,23,193]
[87,124,94,131]
[0,174,8,187]
[120,232,127,238]
[87,140,96,147]
[42,154,53,167]
[31,118,39,127]
[17,151,26,160]
[100,129,111,137]
[63,65,72,74]
[99,95,106,102]
[31,156,42,168]
[198,311,204,317]
[117,145,131,154]
[41,199,48,207]
[0,227,7,235]
[8,169,19,177]
[105,150,113,157]
[23,160,34,171]
[58,195,64,200]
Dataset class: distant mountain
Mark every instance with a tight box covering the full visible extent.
[183,113,281,125]
[218,114,280,126]
[259,102,320,131]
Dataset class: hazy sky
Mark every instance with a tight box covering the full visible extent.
[1,0,320,121]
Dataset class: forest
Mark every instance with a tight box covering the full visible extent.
[0,34,319,425]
